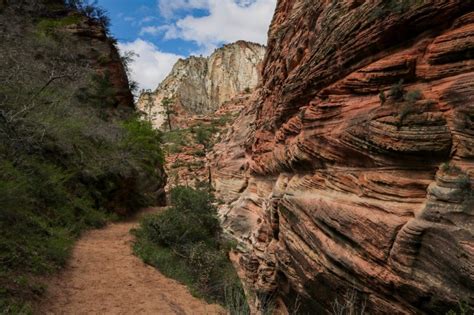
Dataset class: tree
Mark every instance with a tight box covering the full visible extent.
[161,97,175,131]
[139,90,155,123]
[120,50,139,95]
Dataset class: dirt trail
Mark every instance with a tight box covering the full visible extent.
[38,209,224,315]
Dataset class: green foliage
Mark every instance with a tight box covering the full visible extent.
[161,128,189,153]
[77,71,118,109]
[389,79,405,101]
[398,103,416,125]
[140,186,220,249]
[404,89,423,104]
[122,118,164,167]
[160,97,175,131]
[215,112,235,126]
[0,2,164,311]
[389,0,426,14]
[120,51,139,95]
[195,124,213,149]
[440,162,463,175]
[369,0,425,21]
[133,186,248,311]
[446,301,472,315]
[64,0,111,33]
[36,15,82,37]
[383,80,425,126]
[224,284,251,315]
[440,163,472,191]
[379,90,386,105]
[194,149,206,157]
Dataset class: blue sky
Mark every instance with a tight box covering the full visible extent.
[96,0,277,91]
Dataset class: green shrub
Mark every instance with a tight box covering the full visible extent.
[379,90,386,105]
[0,3,165,309]
[194,149,206,157]
[224,284,251,315]
[440,162,463,175]
[398,103,416,125]
[215,113,235,126]
[36,15,82,36]
[194,124,215,150]
[161,128,189,153]
[65,0,111,34]
[369,0,425,21]
[141,186,219,248]
[446,301,472,315]
[404,89,423,104]
[122,118,164,167]
[133,186,248,311]
[389,79,405,101]
[77,71,118,110]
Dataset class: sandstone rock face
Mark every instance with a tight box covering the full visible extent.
[137,41,265,129]
[163,94,247,194]
[212,1,474,314]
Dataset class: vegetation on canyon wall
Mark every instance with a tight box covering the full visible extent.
[0,0,165,312]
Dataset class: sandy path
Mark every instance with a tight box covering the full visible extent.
[38,209,224,315]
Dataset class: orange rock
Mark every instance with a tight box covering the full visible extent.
[212,1,474,314]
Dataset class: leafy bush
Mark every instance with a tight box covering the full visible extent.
[36,15,83,36]
[404,89,423,103]
[122,118,164,167]
[192,124,218,150]
[195,126,212,148]
[161,128,189,153]
[0,1,164,311]
[133,186,248,312]
[383,80,425,126]
[64,0,110,33]
[379,90,386,104]
[194,149,206,157]
[446,301,472,315]
[369,0,425,21]
[76,71,118,110]
[389,79,405,101]
[440,162,463,175]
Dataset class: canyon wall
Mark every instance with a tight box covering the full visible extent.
[137,41,265,129]
[212,1,474,314]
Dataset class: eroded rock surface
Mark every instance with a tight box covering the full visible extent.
[164,94,248,193]
[137,41,265,129]
[212,1,474,314]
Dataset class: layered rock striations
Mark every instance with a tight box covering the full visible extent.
[212,1,474,314]
[137,41,265,129]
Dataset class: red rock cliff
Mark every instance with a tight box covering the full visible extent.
[212,1,474,314]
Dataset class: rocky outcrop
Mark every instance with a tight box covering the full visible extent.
[164,93,248,193]
[6,0,135,110]
[212,1,474,314]
[137,41,265,129]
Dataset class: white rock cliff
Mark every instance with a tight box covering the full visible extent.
[137,41,265,129]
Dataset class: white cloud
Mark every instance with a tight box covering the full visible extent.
[157,0,276,52]
[139,25,166,36]
[116,0,276,92]
[117,39,184,91]
[140,16,157,24]
[158,0,210,19]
